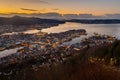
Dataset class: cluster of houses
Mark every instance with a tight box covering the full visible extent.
[0,29,86,66]
[0,30,116,75]
[71,33,116,49]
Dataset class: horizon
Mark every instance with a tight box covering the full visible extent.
[1,12,120,19]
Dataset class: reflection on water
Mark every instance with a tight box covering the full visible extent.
[42,22,120,39]
[42,22,120,45]
[2,29,41,35]
[61,35,90,46]
[23,29,40,34]
[0,47,23,58]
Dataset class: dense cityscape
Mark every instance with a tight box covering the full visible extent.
[1,0,120,80]
[0,18,118,79]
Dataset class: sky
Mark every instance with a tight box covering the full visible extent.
[0,0,120,15]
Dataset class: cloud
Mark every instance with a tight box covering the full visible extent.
[79,14,93,18]
[20,8,38,11]
[37,12,62,19]
[1,0,49,4]
[43,12,61,17]
[0,12,62,19]
[52,8,59,11]
[33,0,49,4]
[23,0,49,4]
[64,14,79,19]
[105,14,120,19]
[78,14,104,19]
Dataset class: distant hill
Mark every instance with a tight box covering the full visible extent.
[0,16,65,25]
[1,16,120,25]
[68,19,120,24]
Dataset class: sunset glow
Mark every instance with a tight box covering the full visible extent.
[0,0,120,15]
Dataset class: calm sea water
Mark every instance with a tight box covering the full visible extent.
[42,22,120,39]
[42,22,120,45]
[0,47,23,58]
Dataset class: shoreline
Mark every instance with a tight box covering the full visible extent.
[0,31,116,75]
